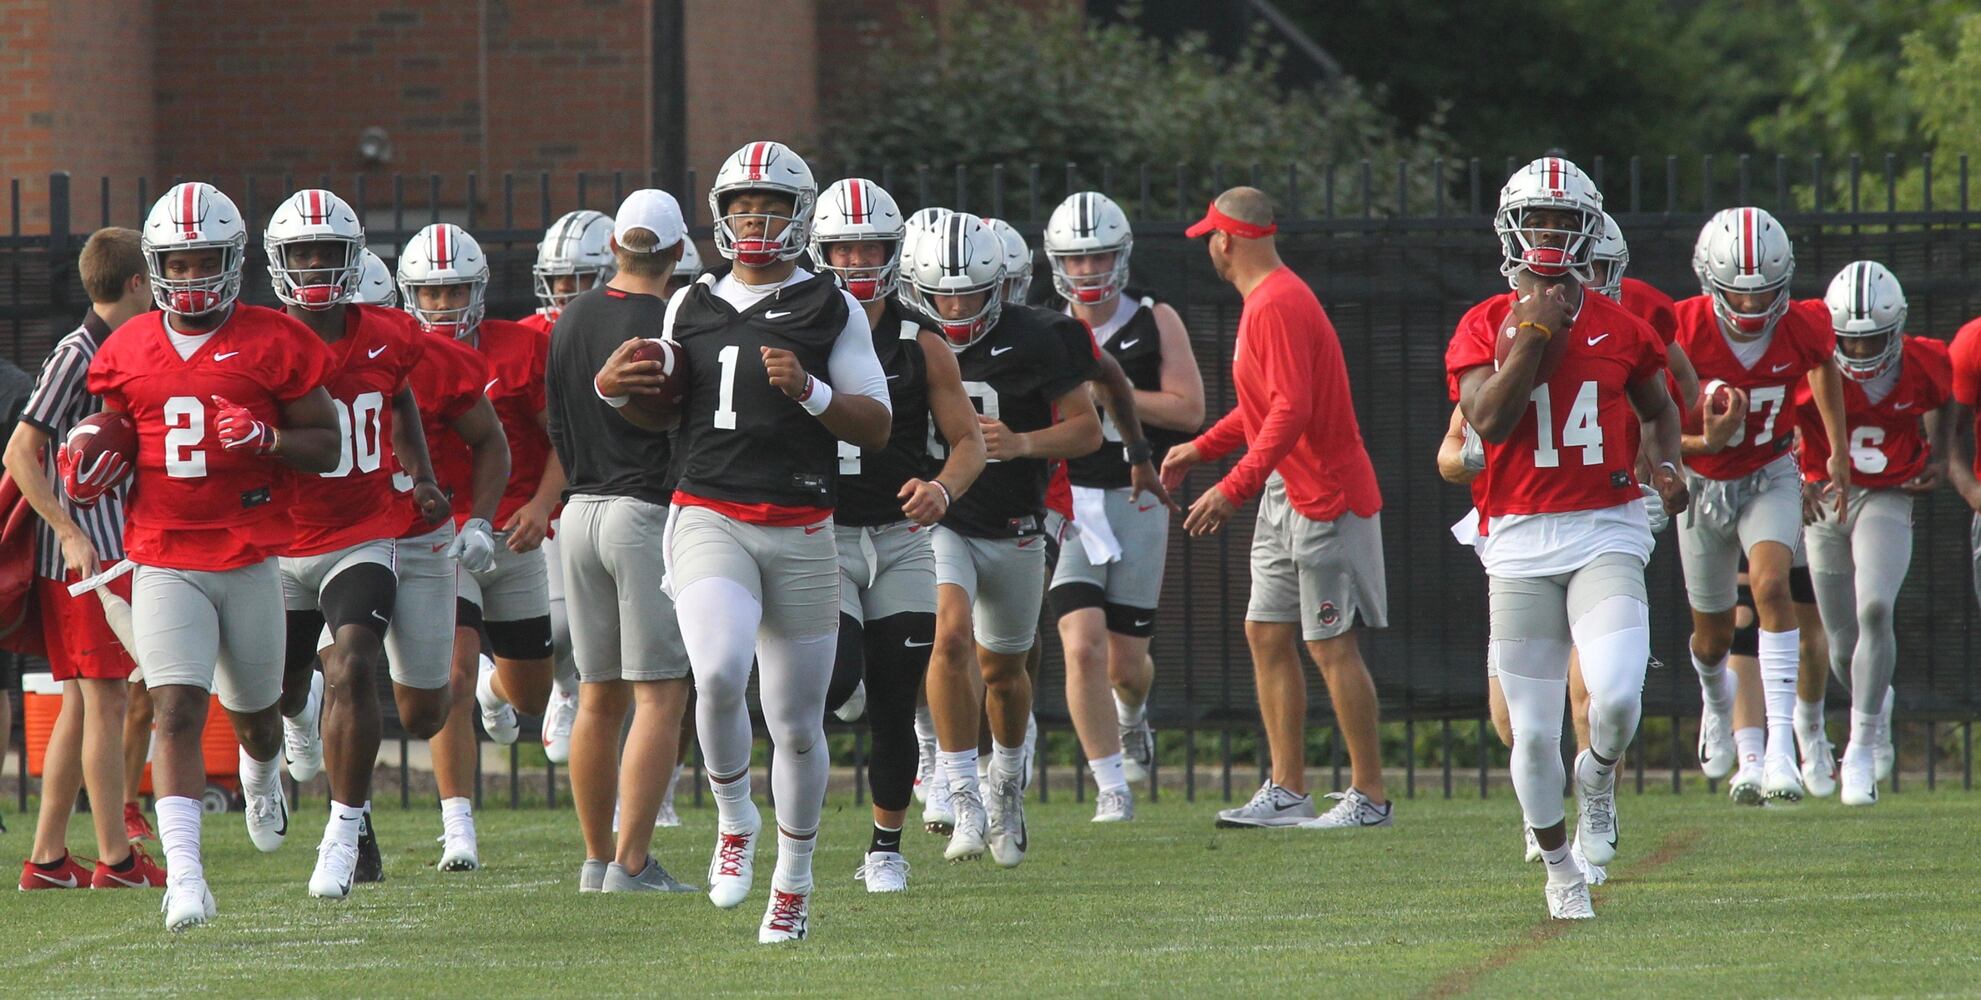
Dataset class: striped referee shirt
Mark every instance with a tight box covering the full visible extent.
[20,311,127,579]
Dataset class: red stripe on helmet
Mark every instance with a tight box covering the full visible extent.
[308,190,323,224]
[434,225,451,269]
[747,142,767,182]
[1741,208,1756,275]
[181,184,198,238]
[1547,158,1560,192]
[848,180,865,224]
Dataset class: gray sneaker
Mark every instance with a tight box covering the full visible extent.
[1297,787,1393,829]
[1214,781,1316,828]
[1092,786,1134,823]
[602,856,698,893]
[579,858,607,893]
[1120,717,1155,784]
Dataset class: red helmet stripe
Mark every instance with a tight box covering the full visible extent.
[747,142,767,181]
[181,184,198,238]
[434,225,451,268]
[1741,208,1756,275]
[848,180,865,224]
[1547,158,1560,191]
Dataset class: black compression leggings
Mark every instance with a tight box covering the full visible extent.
[848,611,936,813]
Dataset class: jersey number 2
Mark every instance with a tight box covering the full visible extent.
[163,396,207,479]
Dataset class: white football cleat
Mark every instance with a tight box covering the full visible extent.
[944,785,988,862]
[162,877,217,932]
[1572,751,1617,867]
[282,671,325,783]
[1546,878,1595,920]
[1762,753,1805,804]
[475,655,520,745]
[1728,760,1766,806]
[912,744,936,804]
[707,801,760,909]
[922,773,956,835]
[541,686,577,765]
[758,882,811,944]
[1873,725,1896,783]
[1839,746,1879,807]
[1799,732,1838,798]
[986,772,1028,868]
[854,851,909,893]
[1523,826,1542,863]
[1092,786,1134,823]
[1571,839,1609,886]
[1697,703,1735,780]
[308,837,358,899]
[438,828,479,872]
[241,753,289,853]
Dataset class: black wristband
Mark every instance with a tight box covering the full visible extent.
[1123,440,1153,466]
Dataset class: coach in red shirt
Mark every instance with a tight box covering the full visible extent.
[1162,187,1392,831]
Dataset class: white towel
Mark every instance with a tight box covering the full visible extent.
[67,559,137,651]
[1072,486,1123,566]
[1448,511,1485,556]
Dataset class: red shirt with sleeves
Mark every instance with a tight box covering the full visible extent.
[1191,267,1382,520]
[1619,278,1679,346]
[395,331,490,538]
[1674,296,1834,480]
[1793,335,1950,488]
[455,318,552,526]
[87,306,335,572]
[1950,318,1981,478]
[285,305,427,556]
[515,312,554,338]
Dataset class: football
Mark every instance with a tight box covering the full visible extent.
[61,410,138,502]
[628,338,687,423]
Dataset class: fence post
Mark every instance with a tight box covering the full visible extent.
[47,172,72,318]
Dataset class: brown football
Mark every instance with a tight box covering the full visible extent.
[63,410,139,496]
[628,338,687,422]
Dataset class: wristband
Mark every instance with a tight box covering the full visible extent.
[268,428,282,456]
[931,479,952,506]
[1123,440,1153,466]
[1516,321,1552,337]
[799,375,833,416]
[595,375,631,408]
[1659,461,1679,476]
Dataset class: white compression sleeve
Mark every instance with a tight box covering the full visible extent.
[825,289,890,414]
[1569,595,1651,763]
[675,576,763,780]
[756,630,837,837]
[1491,636,1573,831]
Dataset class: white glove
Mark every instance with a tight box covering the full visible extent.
[447,517,498,574]
[1641,484,1670,534]
[1460,424,1486,473]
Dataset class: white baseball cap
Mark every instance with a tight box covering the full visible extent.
[613,189,686,252]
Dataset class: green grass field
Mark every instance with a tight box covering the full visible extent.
[11,789,1981,998]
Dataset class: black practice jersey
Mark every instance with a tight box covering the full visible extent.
[937,303,1099,537]
[837,296,932,526]
[1066,293,1192,488]
[668,268,846,508]
[545,286,676,504]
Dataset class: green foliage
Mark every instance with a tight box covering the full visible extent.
[816,4,1452,216]
[1743,1,1965,160]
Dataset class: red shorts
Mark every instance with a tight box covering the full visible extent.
[36,574,136,681]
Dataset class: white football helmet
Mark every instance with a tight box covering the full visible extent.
[810,178,904,303]
[354,249,397,307]
[1591,211,1628,301]
[1690,210,1735,296]
[1493,157,1604,286]
[671,239,704,289]
[532,210,615,318]
[1824,260,1906,383]
[1699,206,1794,338]
[983,218,1033,305]
[708,140,816,267]
[1044,192,1132,305]
[899,207,955,299]
[142,182,248,317]
[264,188,366,311]
[907,213,1006,350]
[398,224,489,339]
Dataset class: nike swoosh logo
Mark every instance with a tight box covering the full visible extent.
[485,378,500,393]
[97,869,150,888]
[28,871,79,888]
[276,800,289,838]
[431,542,447,553]
[367,345,388,359]
[214,351,240,361]
[1134,618,1152,628]
[1137,503,1156,513]
[766,310,794,319]
[1894,402,1914,411]
[887,374,902,381]
[990,346,1013,356]
[1587,334,1610,346]
[370,610,388,623]
[905,639,933,648]
[1771,363,1792,373]
[804,524,827,534]
[1118,338,1140,349]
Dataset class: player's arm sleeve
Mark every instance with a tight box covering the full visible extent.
[825,294,890,414]
[1214,304,1320,506]
[21,343,89,435]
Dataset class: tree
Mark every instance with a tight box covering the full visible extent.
[816,4,1453,219]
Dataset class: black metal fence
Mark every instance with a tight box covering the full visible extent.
[5,154,1979,806]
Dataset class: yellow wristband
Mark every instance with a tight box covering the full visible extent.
[1516,321,1552,337]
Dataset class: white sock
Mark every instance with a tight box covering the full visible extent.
[1576,749,1614,790]
[1878,686,1896,739]
[1848,708,1879,753]
[156,795,205,887]
[1756,629,1799,758]
[1794,698,1825,750]
[939,748,980,798]
[440,796,474,839]
[239,748,280,794]
[1114,694,1145,729]
[773,832,815,890]
[1541,842,1580,886]
[325,800,363,847]
[990,740,1025,781]
[661,765,681,808]
[1088,752,1128,793]
[1734,727,1764,770]
[1691,650,1736,717]
[914,705,937,747]
[710,773,753,831]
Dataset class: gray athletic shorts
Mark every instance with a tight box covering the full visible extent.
[838,521,938,622]
[1488,551,1648,654]
[663,504,840,639]
[280,538,396,613]
[561,495,688,683]
[932,526,1046,655]
[132,558,285,712]
[1678,453,1804,613]
[1049,487,1169,610]
[458,534,550,623]
[382,522,457,690]
[1246,475,1389,641]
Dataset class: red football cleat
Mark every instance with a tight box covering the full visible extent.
[19,852,93,891]
[125,802,156,843]
[91,843,167,889]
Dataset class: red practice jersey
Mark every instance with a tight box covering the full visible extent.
[396,332,491,538]
[1446,291,1666,521]
[1950,318,1981,480]
[1618,277,1679,347]
[452,318,550,526]
[1674,296,1834,481]
[1045,460,1072,519]
[515,312,554,338]
[1794,336,1950,489]
[88,306,334,571]
[286,305,426,556]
